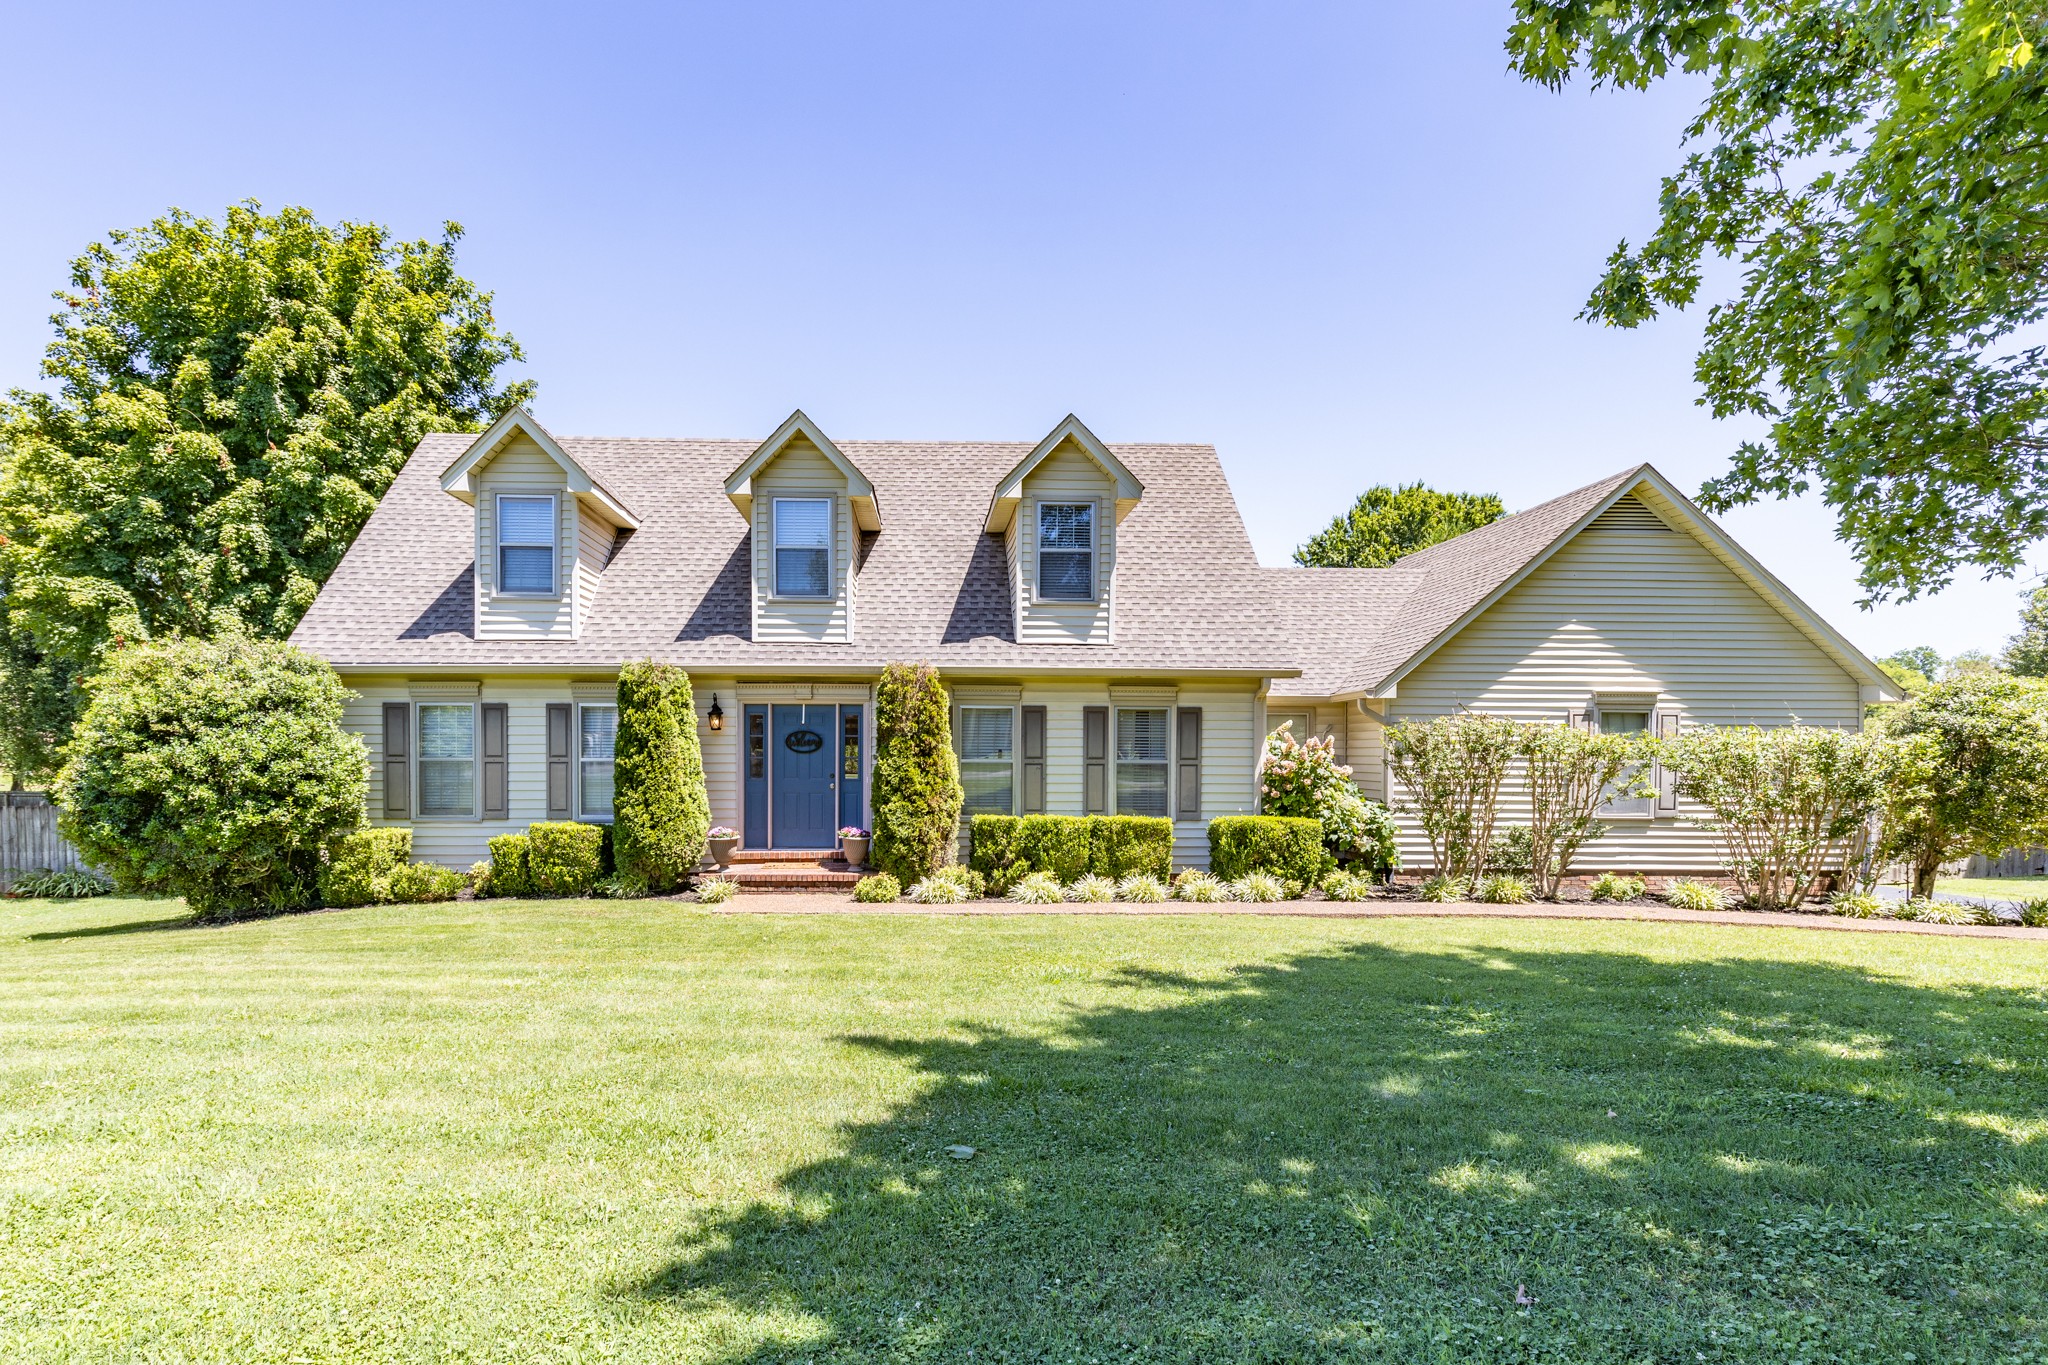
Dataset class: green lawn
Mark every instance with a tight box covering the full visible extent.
[4,899,2045,1363]
[1934,876,2048,902]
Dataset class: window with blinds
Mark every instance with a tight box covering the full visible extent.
[774,498,833,597]
[497,495,557,594]
[417,703,475,817]
[1115,707,1169,817]
[580,704,617,819]
[1038,503,1094,601]
[959,707,1015,816]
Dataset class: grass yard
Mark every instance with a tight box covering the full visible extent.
[3,898,2046,1363]
[1935,876,2048,902]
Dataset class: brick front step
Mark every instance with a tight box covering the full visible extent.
[720,862,861,889]
[725,847,847,862]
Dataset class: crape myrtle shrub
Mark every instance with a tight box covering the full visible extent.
[611,661,710,892]
[1208,816,1330,885]
[870,663,962,885]
[56,637,365,920]
[969,815,1173,892]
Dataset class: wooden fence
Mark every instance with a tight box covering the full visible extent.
[0,791,86,887]
[1965,846,2048,879]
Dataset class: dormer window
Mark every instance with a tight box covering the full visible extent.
[1038,502,1094,600]
[497,495,557,595]
[774,497,833,598]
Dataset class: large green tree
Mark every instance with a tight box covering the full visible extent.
[1874,672,2048,894]
[0,202,532,778]
[1508,1,2048,601]
[2004,584,2048,675]
[1293,483,1505,568]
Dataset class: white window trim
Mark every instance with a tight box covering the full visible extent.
[770,495,837,602]
[578,701,618,824]
[1112,705,1171,819]
[494,491,560,599]
[414,700,480,822]
[1032,499,1098,606]
[958,704,1019,818]
[1591,701,1656,822]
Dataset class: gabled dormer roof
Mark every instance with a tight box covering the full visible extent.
[439,406,639,528]
[983,414,1145,533]
[723,410,882,531]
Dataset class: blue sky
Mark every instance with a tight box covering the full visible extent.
[1,0,2035,659]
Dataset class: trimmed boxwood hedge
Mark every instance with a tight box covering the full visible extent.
[319,828,413,908]
[526,821,606,896]
[487,834,532,898]
[1209,816,1330,885]
[969,814,1173,892]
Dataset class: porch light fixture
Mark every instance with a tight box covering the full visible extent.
[707,695,724,731]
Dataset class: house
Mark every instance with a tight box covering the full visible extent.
[289,406,1902,876]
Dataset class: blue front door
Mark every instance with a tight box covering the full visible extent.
[771,704,838,848]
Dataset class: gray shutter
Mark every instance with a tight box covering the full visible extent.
[1567,707,1589,732]
[546,703,573,819]
[381,703,411,820]
[1083,706,1109,815]
[1654,709,1680,813]
[1175,707,1202,820]
[1021,705,1046,815]
[481,703,509,821]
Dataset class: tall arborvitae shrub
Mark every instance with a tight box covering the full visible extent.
[611,661,711,892]
[870,662,962,885]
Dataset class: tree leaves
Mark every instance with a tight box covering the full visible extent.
[1293,483,1506,568]
[1508,0,2048,600]
[0,202,532,777]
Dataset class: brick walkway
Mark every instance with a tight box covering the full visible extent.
[707,892,2048,940]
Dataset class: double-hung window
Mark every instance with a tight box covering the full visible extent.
[580,703,618,819]
[417,703,476,817]
[1595,708,1653,817]
[1115,707,1170,817]
[959,707,1015,816]
[1038,503,1094,601]
[497,495,557,595]
[774,497,833,597]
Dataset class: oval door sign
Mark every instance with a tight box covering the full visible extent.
[784,729,825,754]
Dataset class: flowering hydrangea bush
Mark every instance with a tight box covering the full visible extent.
[1259,724,1399,873]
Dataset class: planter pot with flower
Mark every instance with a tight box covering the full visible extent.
[838,827,870,868]
[706,827,739,868]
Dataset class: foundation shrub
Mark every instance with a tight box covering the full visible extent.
[971,815,1169,891]
[524,821,605,897]
[852,873,901,903]
[386,861,465,903]
[1089,816,1174,880]
[1208,816,1329,885]
[611,661,710,893]
[870,663,963,886]
[319,828,412,909]
[486,834,531,898]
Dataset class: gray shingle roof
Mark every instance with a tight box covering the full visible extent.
[289,433,1307,675]
[1260,467,1646,698]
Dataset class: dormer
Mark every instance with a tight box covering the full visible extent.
[440,408,637,641]
[724,410,880,644]
[984,415,1143,645]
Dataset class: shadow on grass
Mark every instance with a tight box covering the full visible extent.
[626,941,2048,1362]
[24,906,197,940]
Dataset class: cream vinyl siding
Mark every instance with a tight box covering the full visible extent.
[749,437,854,643]
[1017,441,1115,645]
[1003,677,1259,867]
[475,439,576,640]
[343,675,591,867]
[573,507,616,632]
[1380,519,1866,873]
[693,676,741,835]
[1347,705,1387,803]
